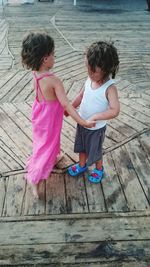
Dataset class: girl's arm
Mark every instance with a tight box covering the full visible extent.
[64,87,84,117]
[72,88,84,108]
[54,77,95,128]
[89,85,120,121]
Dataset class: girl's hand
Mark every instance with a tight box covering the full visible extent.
[83,120,96,128]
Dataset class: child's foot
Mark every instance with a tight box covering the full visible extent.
[32,184,39,199]
[88,167,104,183]
[68,163,88,176]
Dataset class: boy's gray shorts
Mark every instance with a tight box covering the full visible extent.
[74,124,106,166]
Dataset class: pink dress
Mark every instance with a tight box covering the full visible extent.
[25,72,64,184]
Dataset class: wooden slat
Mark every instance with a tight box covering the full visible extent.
[0,106,32,157]
[112,146,149,211]
[0,215,150,245]
[65,173,88,213]
[102,153,128,212]
[0,240,150,265]
[0,177,7,216]
[46,173,67,214]
[125,138,150,204]
[139,130,150,160]
[3,174,26,217]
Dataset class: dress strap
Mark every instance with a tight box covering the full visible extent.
[33,71,53,101]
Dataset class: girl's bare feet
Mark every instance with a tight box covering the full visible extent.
[32,184,39,199]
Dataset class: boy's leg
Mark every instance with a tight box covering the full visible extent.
[88,158,104,183]
[68,152,88,176]
[95,159,103,170]
[79,152,87,167]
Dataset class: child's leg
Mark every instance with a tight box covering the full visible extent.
[95,159,103,170]
[68,152,88,176]
[79,152,87,167]
[31,183,39,199]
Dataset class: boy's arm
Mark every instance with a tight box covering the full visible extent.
[89,85,120,121]
[53,77,95,128]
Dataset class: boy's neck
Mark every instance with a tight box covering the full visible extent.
[91,76,110,90]
[97,77,109,85]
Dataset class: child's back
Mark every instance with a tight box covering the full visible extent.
[26,71,64,184]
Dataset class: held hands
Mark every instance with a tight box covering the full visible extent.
[83,120,96,128]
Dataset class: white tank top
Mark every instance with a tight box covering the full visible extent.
[79,78,115,130]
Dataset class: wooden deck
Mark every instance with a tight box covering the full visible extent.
[0,0,150,266]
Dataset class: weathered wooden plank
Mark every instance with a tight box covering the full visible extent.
[120,102,150,124]
[13,102,31,121]
[125,138,150,204]
[65,173,88,213]
[0,146,19,172]
[106,125,126,142]
[0,126,26,164]
[2,102,32,140]
[112,146,149,211]
[0,157,10,173]
[102,153,128,212]
[117,112,147,132]
[121,94,150,117]
[108,118,137,137]
[0,70,27,102]
[12,79,33,102]
[46,173,66,214]
[0,106,31,157]
[0,215,150,245]
[0,177,8,216]
[3,174,26,217]
[139,130,150,160]
[0,240,150,265]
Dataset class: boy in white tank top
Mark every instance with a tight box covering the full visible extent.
[67,41,120,183]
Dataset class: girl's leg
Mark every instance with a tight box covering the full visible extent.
[79,152,87,167]
[95,159,103,170]
[32,183,39,199]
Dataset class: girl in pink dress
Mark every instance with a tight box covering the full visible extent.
[21,32,95,198]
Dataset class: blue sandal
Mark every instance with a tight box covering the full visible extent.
[88,167,104,184]
[68,163,88,177]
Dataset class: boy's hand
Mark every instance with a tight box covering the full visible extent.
[64,110,69,117]
[84,120,96,128]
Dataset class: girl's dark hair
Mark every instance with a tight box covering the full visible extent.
[86,41,119,79]
[21,32,54,71]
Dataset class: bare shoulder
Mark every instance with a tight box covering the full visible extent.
[47,75,63,88]
[107,84,118,93]
[106,84,118,97]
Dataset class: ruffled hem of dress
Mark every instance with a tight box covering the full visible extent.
[25,164,54,185]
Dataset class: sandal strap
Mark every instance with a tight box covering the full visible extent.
[71,163,87,173]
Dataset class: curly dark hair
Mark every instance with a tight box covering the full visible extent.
[86,41,119,79]
[21,32,55,71]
